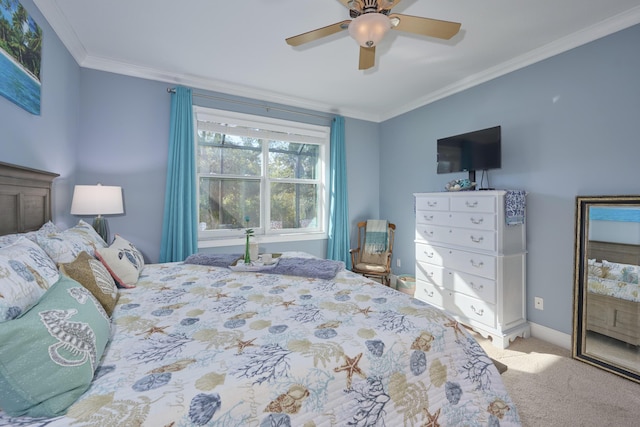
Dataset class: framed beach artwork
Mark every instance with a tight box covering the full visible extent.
[0,0,42,115]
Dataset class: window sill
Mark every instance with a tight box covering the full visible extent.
[198,232,327,249]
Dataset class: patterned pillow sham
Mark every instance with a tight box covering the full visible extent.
[588,276,640,302]
[0,275,111,417]
[601,260,639,284]
[59,251,119,316]
[0,237,59,322]
[96,235,145,288]
[36,220,108,264]
[0,221,59,248]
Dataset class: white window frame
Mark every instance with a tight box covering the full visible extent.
[194,107,330,249]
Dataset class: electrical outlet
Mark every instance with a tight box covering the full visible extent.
[396,258,401,268]
[534,297,544,310]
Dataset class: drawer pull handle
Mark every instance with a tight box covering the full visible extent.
[465,201,478,208]
[427,201,438,207]
[471,305,484,316]
[423,215,434,221]
[470,217,483,225]
[470,236,483,243]
[425,290,434,297]
[470,282,484,291]
[424,251,434,258]
[470,260,484,268]
[425,230,434,236]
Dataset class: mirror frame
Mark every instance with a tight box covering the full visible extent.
[572,195,640,383]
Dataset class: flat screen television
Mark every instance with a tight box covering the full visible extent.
[437,125,501,182]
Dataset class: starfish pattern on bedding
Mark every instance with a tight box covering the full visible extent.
[421,407,441,427]
[334,352,366,389]
[214,292,229,300]
[280,300,296,309]
[356,306,374,317]
[138,325,170,338]
[226,338,257,354]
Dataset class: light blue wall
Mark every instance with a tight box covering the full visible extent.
[76,70,380,262]
[0,0,80,228]
[381,24,640,334]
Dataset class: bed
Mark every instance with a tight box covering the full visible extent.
[586,240,640,346]
[0,162,521,426]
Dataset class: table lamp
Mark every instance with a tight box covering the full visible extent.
[70,184,123,243]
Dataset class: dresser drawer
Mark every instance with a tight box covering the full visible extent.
[415,224,449,244]
[414,280,446,309]
[449,212,496,231]
[417,261,496,303]
[454,293,496,328]
[446,247,496,279]
[416,210,451,226]
[416,243,497,280]
[450,196,496,213]
[416,196,449,212]
[416,242,445,265]
[416,225,497,252]
[447,227,497,252]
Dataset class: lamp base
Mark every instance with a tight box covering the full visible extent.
[93,217,109,244]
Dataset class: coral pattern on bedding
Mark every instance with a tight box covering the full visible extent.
[0,253,521,426]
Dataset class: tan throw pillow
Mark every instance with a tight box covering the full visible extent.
[95,235,145,289]
[59,251,118,316]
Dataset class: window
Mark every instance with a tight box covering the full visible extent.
[194,107,329,245]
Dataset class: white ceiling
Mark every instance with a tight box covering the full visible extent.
[33,0,640,122]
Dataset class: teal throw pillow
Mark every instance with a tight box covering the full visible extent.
[0,275,111,418]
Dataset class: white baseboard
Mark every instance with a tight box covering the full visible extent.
[528,322,572,350]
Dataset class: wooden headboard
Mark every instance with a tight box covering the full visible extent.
[0,162,59,236]
[587,240,640,265]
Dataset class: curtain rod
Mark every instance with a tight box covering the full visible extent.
[167,88,333,121]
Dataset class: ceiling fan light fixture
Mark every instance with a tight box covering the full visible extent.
[348,13,391,47]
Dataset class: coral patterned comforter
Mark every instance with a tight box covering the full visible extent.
[2,253,520,426]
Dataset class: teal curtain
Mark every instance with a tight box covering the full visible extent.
[327,116,351,269]
[159,86,197,262]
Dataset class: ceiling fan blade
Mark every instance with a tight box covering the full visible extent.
[389,13,461,40]
[359,46,375,70]
[286,20,351,46]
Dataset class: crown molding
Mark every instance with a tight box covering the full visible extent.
[33,0,88,64]
[380,6,640,122]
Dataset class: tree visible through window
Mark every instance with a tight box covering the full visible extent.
[194,107,329,239]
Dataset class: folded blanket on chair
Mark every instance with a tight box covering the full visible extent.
[364,220,388,254]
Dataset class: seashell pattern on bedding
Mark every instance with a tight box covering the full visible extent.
[1,252,521,426]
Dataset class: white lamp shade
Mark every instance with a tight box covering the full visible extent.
[348,13,391,47]
[70,184,124,216]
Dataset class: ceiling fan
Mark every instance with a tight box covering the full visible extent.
[285,0,461,70]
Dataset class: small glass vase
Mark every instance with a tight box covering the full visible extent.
[244,235,251,264]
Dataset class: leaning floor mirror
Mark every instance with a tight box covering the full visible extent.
[573,195,640,383]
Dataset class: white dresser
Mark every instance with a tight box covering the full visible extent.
[414,191,529,348]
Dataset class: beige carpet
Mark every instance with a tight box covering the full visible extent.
[475,333,640,427]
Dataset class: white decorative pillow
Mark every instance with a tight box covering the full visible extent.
[96,235,145,288]
[0,237,59,322]
[602,260,639,284]
[0,221,60,248]
[36,220,108,264]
